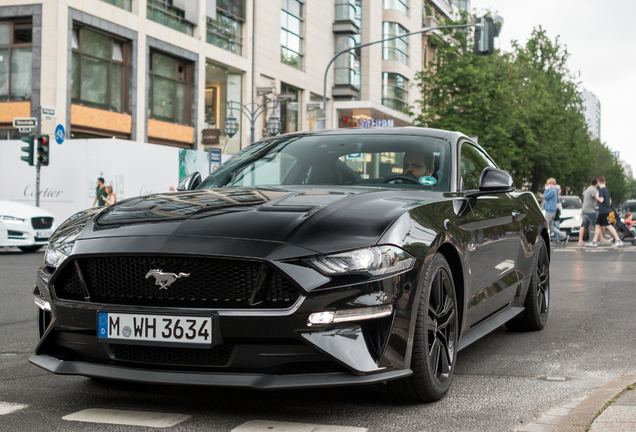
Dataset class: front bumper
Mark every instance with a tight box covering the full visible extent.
[32,236,421,387]
[29,354,412,389]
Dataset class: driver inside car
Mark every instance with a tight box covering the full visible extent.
[402,150,435,180]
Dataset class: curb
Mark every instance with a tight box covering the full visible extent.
[553,370,636,432]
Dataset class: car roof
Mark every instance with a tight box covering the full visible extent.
[269,127,468,143]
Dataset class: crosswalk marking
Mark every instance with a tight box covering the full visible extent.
[0,402,28,416]
[62,409,190,428]
[232,421,367,432]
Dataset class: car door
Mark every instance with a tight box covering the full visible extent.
[459,142,524,327]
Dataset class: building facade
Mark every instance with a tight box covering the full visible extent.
[581,88,601,140]
[0,0,458,153]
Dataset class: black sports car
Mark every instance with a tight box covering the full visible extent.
[30,127,550,402]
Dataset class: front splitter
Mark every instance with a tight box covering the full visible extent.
[29,354,412,390]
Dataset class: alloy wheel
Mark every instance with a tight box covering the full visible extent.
[427,268,457,385]
[536,245,550,320]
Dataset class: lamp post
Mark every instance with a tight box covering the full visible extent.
[321,19,496,129]
[224,99,283,145]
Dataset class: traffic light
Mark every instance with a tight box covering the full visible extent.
[20,135,35,166]
[474,17,495,56]
[37,135,50,166]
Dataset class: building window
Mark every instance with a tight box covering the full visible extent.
[71,27,129,113]
[335,0,356,22]
[334,35,358,88]
[383,0,408,15]
[281,0,303,70]
[101,0,132,12]
[207,11,243,55]
[382,22,408,65]
[205,61,242,142]
[147,0,195,36]
[382,72,408,111]
[280,83,299,134]
[149,51,192,125]
[0,20,32,102]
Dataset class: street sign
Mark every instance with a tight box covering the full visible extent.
[13,117,37,128]
[55,124,65,144]
[209,148,222,174]
[201,128,220,145]
[18,127,33,133]
[346,153,363,160]
[42,106,56,121]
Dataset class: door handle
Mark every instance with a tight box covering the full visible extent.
[511,210,525,221]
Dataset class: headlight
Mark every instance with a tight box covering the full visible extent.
[0,215,25,223]
[574,214,581,220]
[306,245,415,277]
[44,243,73,268]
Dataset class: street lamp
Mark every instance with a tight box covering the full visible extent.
[224,98,283,145]
[321,18,497,129]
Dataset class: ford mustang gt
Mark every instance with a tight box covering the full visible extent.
[30,128,550,402]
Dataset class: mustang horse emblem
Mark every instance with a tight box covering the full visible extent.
[145,269,190,290]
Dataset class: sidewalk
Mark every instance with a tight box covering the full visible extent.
[517,371,636,432]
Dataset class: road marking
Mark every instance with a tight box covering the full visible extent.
[62,409,190,428]
[554,249,579,252]
[584,249,608,252]
[232,421,367,432]
[0,402,28,416]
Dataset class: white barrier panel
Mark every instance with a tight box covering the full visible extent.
[0,139,227,225]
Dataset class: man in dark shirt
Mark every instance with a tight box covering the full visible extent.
[92,177,107,207]
[587,176,623,247]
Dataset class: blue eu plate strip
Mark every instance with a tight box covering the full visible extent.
[98,313,108,338]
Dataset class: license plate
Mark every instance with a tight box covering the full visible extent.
[35,230,51,239]
[98,312,212,346]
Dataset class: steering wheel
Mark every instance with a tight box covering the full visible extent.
[381,175,421,185]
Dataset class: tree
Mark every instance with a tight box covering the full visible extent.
[413,16,599,194]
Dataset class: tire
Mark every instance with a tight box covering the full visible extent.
[387,253,459,402]
[505,237,550,331]
[19,245,42,253]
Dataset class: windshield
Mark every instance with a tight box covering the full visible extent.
[559,197,581,209]
[622,202,636,213]
[198,134,452,191]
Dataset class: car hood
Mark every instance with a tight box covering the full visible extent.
[0,200,55,219]
[80,186,442,253]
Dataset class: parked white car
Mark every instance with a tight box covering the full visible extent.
[541,196,583,238]
[0,200,55,252]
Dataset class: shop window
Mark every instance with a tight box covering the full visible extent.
[382,22,408,65]
[382,72,408,111]
[0,20,33,102]
[101,0,132,12]
[207,0,244,55]
[71,27,129,113]
[281,0,303,70]
[383,0,408,16]
[147,0,195,36]
[205,61,242,142]
[308,93,324,130]
[280,83,299,134]
[149,51,192,125]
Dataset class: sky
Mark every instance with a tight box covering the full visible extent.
[471,0,636,177]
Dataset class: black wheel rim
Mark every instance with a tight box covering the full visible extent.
[427,268,456,385]
[536,245,550,320]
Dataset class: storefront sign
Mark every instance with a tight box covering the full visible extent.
[201,129,220,145]
[340,116,394,128]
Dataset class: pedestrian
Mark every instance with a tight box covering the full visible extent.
[587,175,623,247]
[543,178,569,246]
[92,177,107,207]
[104,185,117,206]
[579,178,599,244]
[624,212,636,236]
[553,203,562,242]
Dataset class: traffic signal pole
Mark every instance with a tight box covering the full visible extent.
[35,159,41,207]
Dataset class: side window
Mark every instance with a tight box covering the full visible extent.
[460,144,494,190]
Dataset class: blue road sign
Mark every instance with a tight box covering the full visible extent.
[209,148,221,163]
[55,124,65,144]
[346,153,363,160]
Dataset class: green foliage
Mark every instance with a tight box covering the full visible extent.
[413,14,631,197]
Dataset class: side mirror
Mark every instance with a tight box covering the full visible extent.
[474,17,495,56]
[466,167,514,198]
[177,172,202,191]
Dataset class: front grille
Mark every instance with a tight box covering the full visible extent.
[32,217,53,229]
[109,343,234,366]
[53,256,300,308]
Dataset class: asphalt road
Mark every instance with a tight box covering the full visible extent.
[1,244,635,432]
